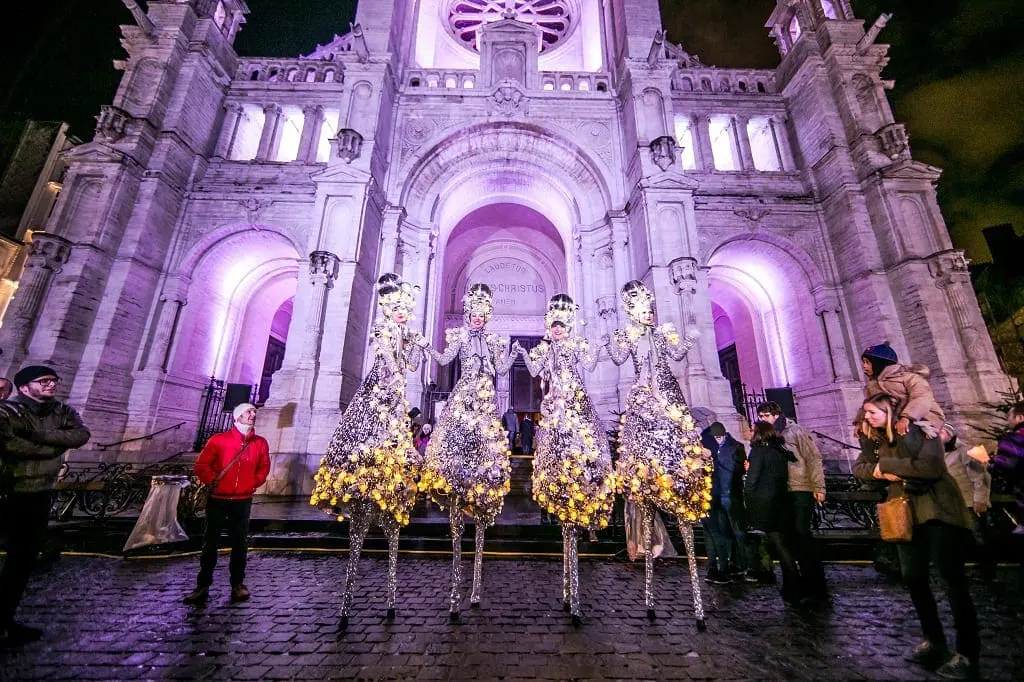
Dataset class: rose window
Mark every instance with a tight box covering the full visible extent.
[446,0,576,53]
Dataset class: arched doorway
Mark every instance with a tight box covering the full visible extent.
[434,203,568,414]
[166,227,301,417]
[707,236,836,428]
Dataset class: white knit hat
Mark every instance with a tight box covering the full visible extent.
[232,402,257,420]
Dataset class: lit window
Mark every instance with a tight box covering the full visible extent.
[272,106,304,162]
[213,1,227,29]
[445,76,457,88]
[820,1,839,20]
[747,117,782,171]
[462,77,475,88]
[317,110,340,163]
[229,104,265,161]
[560,81,572,91]
[543,81,555,91]
[708,115,740,171]
[673,115,697,171]
[305,69,316,83]
[788,15,802,44]
[578,80,590,91]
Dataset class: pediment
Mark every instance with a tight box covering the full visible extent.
[60,142,125,165]
[639,171,700,192]
[878,159,942,182]
[309,163,371,184]
[479,18,542,40]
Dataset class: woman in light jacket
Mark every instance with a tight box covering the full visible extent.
[853,393,978,680]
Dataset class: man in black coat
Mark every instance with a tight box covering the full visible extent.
[520,415,535,455]
[702,422,756,584]
[0,365,90,645]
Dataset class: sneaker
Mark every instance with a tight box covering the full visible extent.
[936,652,978,680]
[182,586,209,605]
[704,568,731,585]
[230,584,251,603]
[904,640,950,671]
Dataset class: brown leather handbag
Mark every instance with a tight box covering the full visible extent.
[877,494,914,543]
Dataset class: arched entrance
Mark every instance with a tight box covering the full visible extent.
[707,236,837,428]
[435,203,567,413]
[166,227,300,412]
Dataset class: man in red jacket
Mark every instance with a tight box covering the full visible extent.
[183,402,270,605]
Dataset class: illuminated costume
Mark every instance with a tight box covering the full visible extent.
[417,283,513,619]
[604,280,712,629]
[310,273,424,631]
[517,294,614,625]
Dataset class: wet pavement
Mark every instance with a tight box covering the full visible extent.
[1,552,1021,680]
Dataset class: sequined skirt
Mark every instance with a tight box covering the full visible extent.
[614,384,713,522]
[419,373,511,526]
[310,370,420,526]
[531,394,614,530]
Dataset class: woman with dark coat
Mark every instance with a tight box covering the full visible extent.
[854,393,978,680]
[744,420,801,603]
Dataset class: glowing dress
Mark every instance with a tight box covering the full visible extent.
[521,336,615,620]
[606,320,713,628]
[310,317,422,628]
[420,326,514,615]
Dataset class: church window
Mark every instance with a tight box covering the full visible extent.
[305,68,317,83]
[596,81,607,92]
[462,76,475,88]
[249,69,260,81]
[788,15,802,44]
[819,1,839,20]
[272,106,304,162]
[213,1,227,29]
[578,80,589,91]
[757,81,767,93]
[324,70,336,83]
[700,78,712,92]
[559,79,572,91]
[708,115,741,171]
[747,117,783,171]
[673,115,698,171]
[445,76,458,88]
[286,68,298,82]
[542,79,555,91]
[317,110,340,163]
[410,77,421,87]
[229,104,264,161]
[445,0,576,53]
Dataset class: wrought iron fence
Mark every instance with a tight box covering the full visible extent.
[193,377,258,451]
[52,454,206,522]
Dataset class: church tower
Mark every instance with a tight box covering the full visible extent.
[766,0,1010,429]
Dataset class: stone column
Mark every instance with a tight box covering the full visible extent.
[255,103,283,161]
[299,250,340,372]
[143,276,190,372]
[295,105,324,163]
[0,233,72,368]
[813,289,855,381]
[733,115,755,171]
[693,114,715,172]
[214,102,243,159]
[379,205,405,275]
[768,116,790,171]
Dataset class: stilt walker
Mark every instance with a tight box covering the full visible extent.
[603,280,712,629]
[310,273,424,631]
[415,283,513,620]
[515,294,615,625]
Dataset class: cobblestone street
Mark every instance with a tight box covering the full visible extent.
[0,553,1021,680]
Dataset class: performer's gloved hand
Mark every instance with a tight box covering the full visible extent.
[683,329,700,344]
[407,331,430,348]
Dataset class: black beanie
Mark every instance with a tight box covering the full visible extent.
[13,365,59,388]
[709,422,727,438]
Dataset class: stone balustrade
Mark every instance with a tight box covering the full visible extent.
[539,72,611,93]
[672,68,776,95]
[404,69,480,90]
[236,58,344,85]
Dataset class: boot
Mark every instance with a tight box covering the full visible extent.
[182,586,209,605]
[230,584,251,603]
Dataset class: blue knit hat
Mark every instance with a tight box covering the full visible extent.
[862,342,898,364]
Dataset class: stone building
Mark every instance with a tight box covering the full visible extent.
[0,0,1010,492]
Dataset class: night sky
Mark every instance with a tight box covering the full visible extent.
[1,0,1020,261]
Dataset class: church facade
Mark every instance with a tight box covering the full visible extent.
[0,0,1009,492]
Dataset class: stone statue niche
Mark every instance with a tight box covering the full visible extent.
[478,18,542,90]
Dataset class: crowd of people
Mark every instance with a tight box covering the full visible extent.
[1,278,1023,682]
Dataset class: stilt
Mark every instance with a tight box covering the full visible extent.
[642,503,656,620]
[385,526,399,619]
[562,525,570,611]
[469,520,485,606]
[566,525,581,622]
[339,505,372,632]
[679,521,707,631]
[449,501,464,619]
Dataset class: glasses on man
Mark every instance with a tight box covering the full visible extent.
[31,377,60,387]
